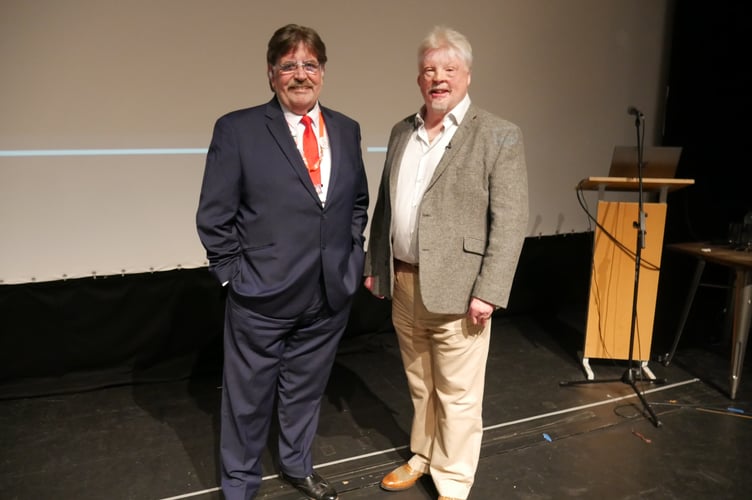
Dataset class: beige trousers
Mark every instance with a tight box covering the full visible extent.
[392,266,491,500]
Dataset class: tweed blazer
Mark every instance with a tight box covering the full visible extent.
[364,103,528,314]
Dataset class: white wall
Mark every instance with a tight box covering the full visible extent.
[0,0,674,284]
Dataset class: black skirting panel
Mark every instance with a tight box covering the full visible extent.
[0,233,595,399]
[0,269,225,399]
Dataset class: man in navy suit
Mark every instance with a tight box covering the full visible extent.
[196,24,369,500]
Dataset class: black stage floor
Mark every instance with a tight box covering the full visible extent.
[2,313,750,500]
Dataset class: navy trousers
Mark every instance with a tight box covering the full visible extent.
[220,284,349,500]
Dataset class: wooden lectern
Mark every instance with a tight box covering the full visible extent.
[578,176,694,379]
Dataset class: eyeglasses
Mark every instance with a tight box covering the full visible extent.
[275,61,321,75]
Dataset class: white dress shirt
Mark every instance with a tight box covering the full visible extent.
[391,94,471,264]
[283,103,331,204]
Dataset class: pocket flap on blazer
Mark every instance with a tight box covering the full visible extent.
[463,237,486,256]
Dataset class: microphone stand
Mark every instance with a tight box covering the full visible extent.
[560,109,662,428]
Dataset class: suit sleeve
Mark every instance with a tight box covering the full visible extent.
[351,123,370,248]
[195,116,243,285]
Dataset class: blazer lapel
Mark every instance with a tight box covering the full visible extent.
[388,119,415,202]
[428,104,478,188]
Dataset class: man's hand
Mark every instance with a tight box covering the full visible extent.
[468,297,495,327]
[363,276,384,299]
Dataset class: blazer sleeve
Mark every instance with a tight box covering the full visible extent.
[473,122,529,308]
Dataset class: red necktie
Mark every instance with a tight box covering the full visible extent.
[300,115,321,187]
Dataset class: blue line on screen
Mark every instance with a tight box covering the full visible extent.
[0,148,208,157]
[1,147,389,157]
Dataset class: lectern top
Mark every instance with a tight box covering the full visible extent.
[609,146,682,178]
[578,177,694,192]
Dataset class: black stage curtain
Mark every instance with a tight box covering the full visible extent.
[0,267,395,400]
[0,234,593,400]
[0,269,225,399]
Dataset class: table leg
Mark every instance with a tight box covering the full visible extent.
[662,258,705,366]
[729,269,752,399]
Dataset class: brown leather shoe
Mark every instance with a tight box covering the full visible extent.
[380,463,424,491]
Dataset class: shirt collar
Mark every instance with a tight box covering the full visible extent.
[281,102,322,130]
[414,93,472,129]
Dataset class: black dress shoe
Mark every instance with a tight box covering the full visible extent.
[281,471,338,500]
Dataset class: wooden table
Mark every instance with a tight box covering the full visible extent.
[664,242,752,399]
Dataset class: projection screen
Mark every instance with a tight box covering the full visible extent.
[0,0,673,284]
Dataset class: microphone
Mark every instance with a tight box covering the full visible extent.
[627,106,644,118]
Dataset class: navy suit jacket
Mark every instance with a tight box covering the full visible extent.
[196,97,369,318]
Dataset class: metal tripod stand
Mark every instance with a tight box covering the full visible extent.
[560,107,663,428]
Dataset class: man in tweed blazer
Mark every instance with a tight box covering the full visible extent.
[363,26,528,500]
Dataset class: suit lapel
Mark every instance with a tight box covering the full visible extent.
[264,98,323,204]
[320,106,339,200]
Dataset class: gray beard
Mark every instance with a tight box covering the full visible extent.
[430,101,449,114]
